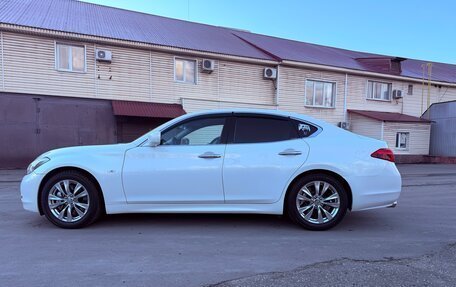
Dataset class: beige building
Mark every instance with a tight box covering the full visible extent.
[1,0,455,168]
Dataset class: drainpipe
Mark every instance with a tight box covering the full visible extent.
[343,73,348,122]
[0,31,4,91]
[275,65,280,109]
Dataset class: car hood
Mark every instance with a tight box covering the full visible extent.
[41,143,131,159]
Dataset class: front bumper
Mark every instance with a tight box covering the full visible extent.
[20,172,44,213]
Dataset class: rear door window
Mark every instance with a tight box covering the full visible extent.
[233,116,296,144]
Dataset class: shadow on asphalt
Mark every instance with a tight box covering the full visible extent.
[26,210,395,232]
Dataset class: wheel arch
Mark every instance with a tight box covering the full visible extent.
[37,166,106,216]
[284,169,353,212]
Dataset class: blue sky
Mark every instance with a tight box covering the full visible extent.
[83,0,456,64]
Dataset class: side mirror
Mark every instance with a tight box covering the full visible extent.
[147,131,161,147]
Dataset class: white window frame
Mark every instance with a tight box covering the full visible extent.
[304,79,337,109]
[55,42,87,73]
[407,84,413,95]
[174,57,198,84]
[366,80,392,101]
[395,131,410,150]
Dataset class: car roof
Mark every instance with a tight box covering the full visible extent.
[185,108,329,127]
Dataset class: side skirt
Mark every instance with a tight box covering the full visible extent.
[105,202,284,215]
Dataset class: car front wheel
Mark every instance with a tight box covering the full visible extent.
[40,170,103,229]
[287,174,348,231]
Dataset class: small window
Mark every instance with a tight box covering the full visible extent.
[175,58,196,84]
[292,120,319,138]
[56,43,85,72]
[407,84,413,95]
[161,117,225,145]
[305,80,336,108]
[395,132,409,150]
[233,117,295,144]
[367,80,392,101]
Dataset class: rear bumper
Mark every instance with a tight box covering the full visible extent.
[352,189,401,211]
[350,162,402,211]
[20,172,43,213]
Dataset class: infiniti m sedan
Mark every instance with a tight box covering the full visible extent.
[21,109,401,230]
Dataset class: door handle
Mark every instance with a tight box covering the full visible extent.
[278,149,302,156]
[198,152,222,159]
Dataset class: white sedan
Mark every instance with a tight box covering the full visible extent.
[21,109,401,230]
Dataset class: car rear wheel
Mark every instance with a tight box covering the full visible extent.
[40,171,103,229]
[286,174,348,231]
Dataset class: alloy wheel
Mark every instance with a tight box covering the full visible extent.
[295,180,340,224]
[47,179,90,223]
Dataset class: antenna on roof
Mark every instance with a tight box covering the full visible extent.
[187,0,190,20]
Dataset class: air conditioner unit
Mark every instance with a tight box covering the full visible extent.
[338,122,350,130]
[96,49,112,62]
[263,67,277,79]
[392,90,403,99]
[201,59,215,73]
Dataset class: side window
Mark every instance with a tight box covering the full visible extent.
[292,120,319,138]
[233,117,296,144]
[56,43,85,72]
[395,132,409,150]
[174,58,197,84]
[161,117,226,146]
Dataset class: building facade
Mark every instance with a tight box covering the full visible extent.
[1,0,456,168]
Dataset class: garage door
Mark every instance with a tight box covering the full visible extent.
[0,93,116,168]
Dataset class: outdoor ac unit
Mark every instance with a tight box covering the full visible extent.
[338,122,350,130]
[263,67,277,79]
[201,59,215,73]
[96,49,112,62]
[393,90,403,99]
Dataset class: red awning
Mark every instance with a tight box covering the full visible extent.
[112,100,186,118]
[348,109,430,123]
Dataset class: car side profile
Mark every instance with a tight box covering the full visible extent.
[21,109,402,230]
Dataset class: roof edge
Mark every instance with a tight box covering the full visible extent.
[1,23,456,85]
[282,60,456,87]
[348,109,431,123]
[0,23,278,65]
[232,33,283,61]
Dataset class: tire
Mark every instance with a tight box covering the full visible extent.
[40,170,103,229]
[286,174,348,231]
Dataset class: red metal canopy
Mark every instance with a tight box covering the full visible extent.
[348,109,430,123]
[112,100,186,118]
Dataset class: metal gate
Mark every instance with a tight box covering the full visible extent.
[0,93,116,168]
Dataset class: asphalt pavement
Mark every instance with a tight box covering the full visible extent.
[0,164,455,287]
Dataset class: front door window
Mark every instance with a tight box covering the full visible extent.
[161,117,226,146]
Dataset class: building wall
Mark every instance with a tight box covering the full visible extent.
[278,66,345,124]
[277,66,456,125]
[2,31,456,121]
[348,113,430,155]
[348,113,383,140]
[2,32,96,98]
[346,75,456,118]
[0,32,276,108]
[383,122,431,155]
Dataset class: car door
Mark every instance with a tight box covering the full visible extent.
[122,115,229,203]
[223,115,313,204]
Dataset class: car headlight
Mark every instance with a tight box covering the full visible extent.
[26,157,51,175]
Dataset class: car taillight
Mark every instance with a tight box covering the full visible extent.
[371,148,395,162]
